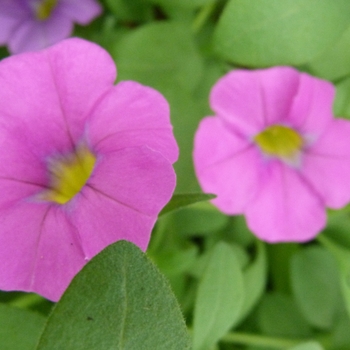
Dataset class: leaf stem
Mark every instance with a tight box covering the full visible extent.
[192,1,216,34]
[8,293,44,309]
[221,331,303,348]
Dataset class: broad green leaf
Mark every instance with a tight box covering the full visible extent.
[318,234,350,321]
[146,0,214,9]
[288,342,324,350]
[308,24,350,80]
[334,77,350,119]
[257,293,312,338]
[113,21,203,93]
[214,0,350,67]
[168,201,228,236]
[193,242,244,350]
[290,246,340,329]
[36,241,190,350]
[0,304,46,350]
[238,241,267,323]
[159,193,216,216]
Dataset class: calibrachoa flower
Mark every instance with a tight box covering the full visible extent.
[193,67,350,243]
[0,38,178,301]
[0,0,101,54]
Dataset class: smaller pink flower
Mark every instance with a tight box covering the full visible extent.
[0,0,102,54]
[193,67,350,243]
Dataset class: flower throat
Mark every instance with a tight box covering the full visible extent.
[41,145,96,204]
[254,125,304,161]
[35,0,58,21]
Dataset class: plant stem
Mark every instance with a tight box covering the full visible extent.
[8,293,44,309]
[192,1,216,34]
[221,332,303,349]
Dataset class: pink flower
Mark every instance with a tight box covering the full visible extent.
[0,0,101,54]
[0,38,178,301]
[193,67,350,243]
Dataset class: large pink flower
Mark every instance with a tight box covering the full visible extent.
[0,38,178,301]
[0,0,101,54]
[193,67,350,243]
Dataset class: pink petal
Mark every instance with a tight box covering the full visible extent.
[0,203,86,301]
[301,119,350,208]
[71,146,176,258]
[8,15,73,54]
[210,67,299,136]
[88,81,179,164]
[0,14,21,45]
[193,117,261,213]
[0,38,116,155]
[59,0,102,24]
[245,161,326,242]
[287,72,334,137]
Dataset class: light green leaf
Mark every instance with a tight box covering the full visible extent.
[318,234,350,321]
[113,21,203,93]
[159,193,216,216]
[193,242,244,350]
[238,240,267,323]
[257,293,312,338]
[308,24,350,80]
[290,246,340,329]
[36,241,190,350]
[0,304,46,350]
[214,0,350,66]
[288,341,324,350]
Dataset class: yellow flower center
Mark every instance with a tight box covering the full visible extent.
[254,125,304,160]
[41,145,96,204]
[35,0,58,21]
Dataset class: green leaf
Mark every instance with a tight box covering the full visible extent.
[334,77,350,119]
[307,24,350,80]
[288,342,324,350]
[0,304,46,350]
[36,241,190,350]
[104,0,153,21]
[214,0,350,67]
[193,242,244,350]
[238,240,267,323]
[318,234,350,321]
[257,293,312,338]
[290,246,340,329]
[113,21,203,93]
[159,193,216,216]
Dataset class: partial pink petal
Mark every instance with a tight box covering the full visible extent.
[0,14,21,45]
[0,203,86,301]
[193,117,261,213]
[287,72,334,137]
[8,16,73,54]
[88,81,179,164]
[59,0,102,24]
[71,147,176,258]
[210,67,299,136]
[245,161,326,242]
[0,38,116,154]
[301,119,350,208]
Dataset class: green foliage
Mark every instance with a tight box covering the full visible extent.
[214,0,350,67]
[36,241,190,350]
[288,342,324,350]
[159,193,216,216]
[193,242,244,350]
[290,246,341,329]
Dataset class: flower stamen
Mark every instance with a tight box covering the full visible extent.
[41,145,96,204]
[35,0,58,21]
[254,125,304,161]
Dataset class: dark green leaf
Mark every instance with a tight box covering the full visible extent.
[0,304,46,350]
[36,241,190,350]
